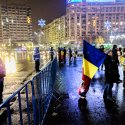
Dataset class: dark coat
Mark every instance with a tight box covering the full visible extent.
[104,55,119,83]
[112,49,119,65]
[63,48,66,56]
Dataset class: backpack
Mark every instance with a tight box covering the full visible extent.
[0,58,6,79]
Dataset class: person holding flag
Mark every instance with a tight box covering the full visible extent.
[103,49,122,102]
[79,40,107,99]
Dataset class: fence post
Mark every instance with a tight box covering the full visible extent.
[31,80,37,125]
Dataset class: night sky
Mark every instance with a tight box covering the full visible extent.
[0,0,66,31]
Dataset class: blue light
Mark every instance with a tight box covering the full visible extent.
[67,0,116,3]
[86,0,115,2]
[116,0,125,2]
[67,0,83,4]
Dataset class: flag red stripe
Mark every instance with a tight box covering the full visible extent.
[82,68,91,93]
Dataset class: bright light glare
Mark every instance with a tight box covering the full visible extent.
[5,56,16,74]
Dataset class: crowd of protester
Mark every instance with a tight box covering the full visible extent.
[57,47,78,66]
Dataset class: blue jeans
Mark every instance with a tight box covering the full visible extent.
[103,83,113,99]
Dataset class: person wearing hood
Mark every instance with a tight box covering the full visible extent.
[33,47,40,72]
[112,45,122,83]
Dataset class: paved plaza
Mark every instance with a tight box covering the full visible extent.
[44,57,125,125]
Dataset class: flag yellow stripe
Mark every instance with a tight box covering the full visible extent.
[82,58,98,79]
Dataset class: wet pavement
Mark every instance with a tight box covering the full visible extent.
[3,51,50,100]
[44,57,125,125]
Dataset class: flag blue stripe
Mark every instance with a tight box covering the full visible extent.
[83,40,107,67]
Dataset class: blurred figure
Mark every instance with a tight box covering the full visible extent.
[103,50,115,102]
[60,47,64,63]
[58,47,61,65]
[68,48,72,64]
[123,47,125,55]
[0,57,6,104]
[50,47,54,61]
[99,45,104,52]
[33,47,40,72]
[117,47,122,56]
[112,45,122,83]
[63,47,67,64]
[73,48,78,64]
[122,50,125,88]
[117,47,122,65]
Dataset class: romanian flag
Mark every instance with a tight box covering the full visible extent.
[82,40,107,94]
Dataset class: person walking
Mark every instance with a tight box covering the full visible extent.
[0,57,6,104]
[58,47,61,65]
[50,47,54,61]
[63,47,67,64]
[112,45,122,83]
[60,48,64,64]
[33,47,40,72]
[69,48,72,64]
[103,50,116,102]
[73,48,77,64]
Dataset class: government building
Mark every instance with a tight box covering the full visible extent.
[42,0,125,48]
[0,4,33,50]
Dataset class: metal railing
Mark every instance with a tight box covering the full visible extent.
[0,56,57,125]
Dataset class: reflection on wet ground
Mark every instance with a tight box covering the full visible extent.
[45,57,125,125]
[0,50,49,62]
[0,50,49,74]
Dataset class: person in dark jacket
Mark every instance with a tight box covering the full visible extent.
[63,47,67,64]
[50,47,54,61]
[33,47,40,72]
[69,48,72,63]
[58,47,61,65]
[103,49,117,102]
[103,50,116,101]
[112,45,122,83]
[73,48,78,64]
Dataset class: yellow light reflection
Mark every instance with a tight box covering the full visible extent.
[27,54,30,61]
[5,55,16,74]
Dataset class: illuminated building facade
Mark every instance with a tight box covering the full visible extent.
[42,16,65,48]
[0,4,33,49]
[42,0,125,47]
[66,0,125,43]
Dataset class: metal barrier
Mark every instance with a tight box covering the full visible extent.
[0,56,57,125]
